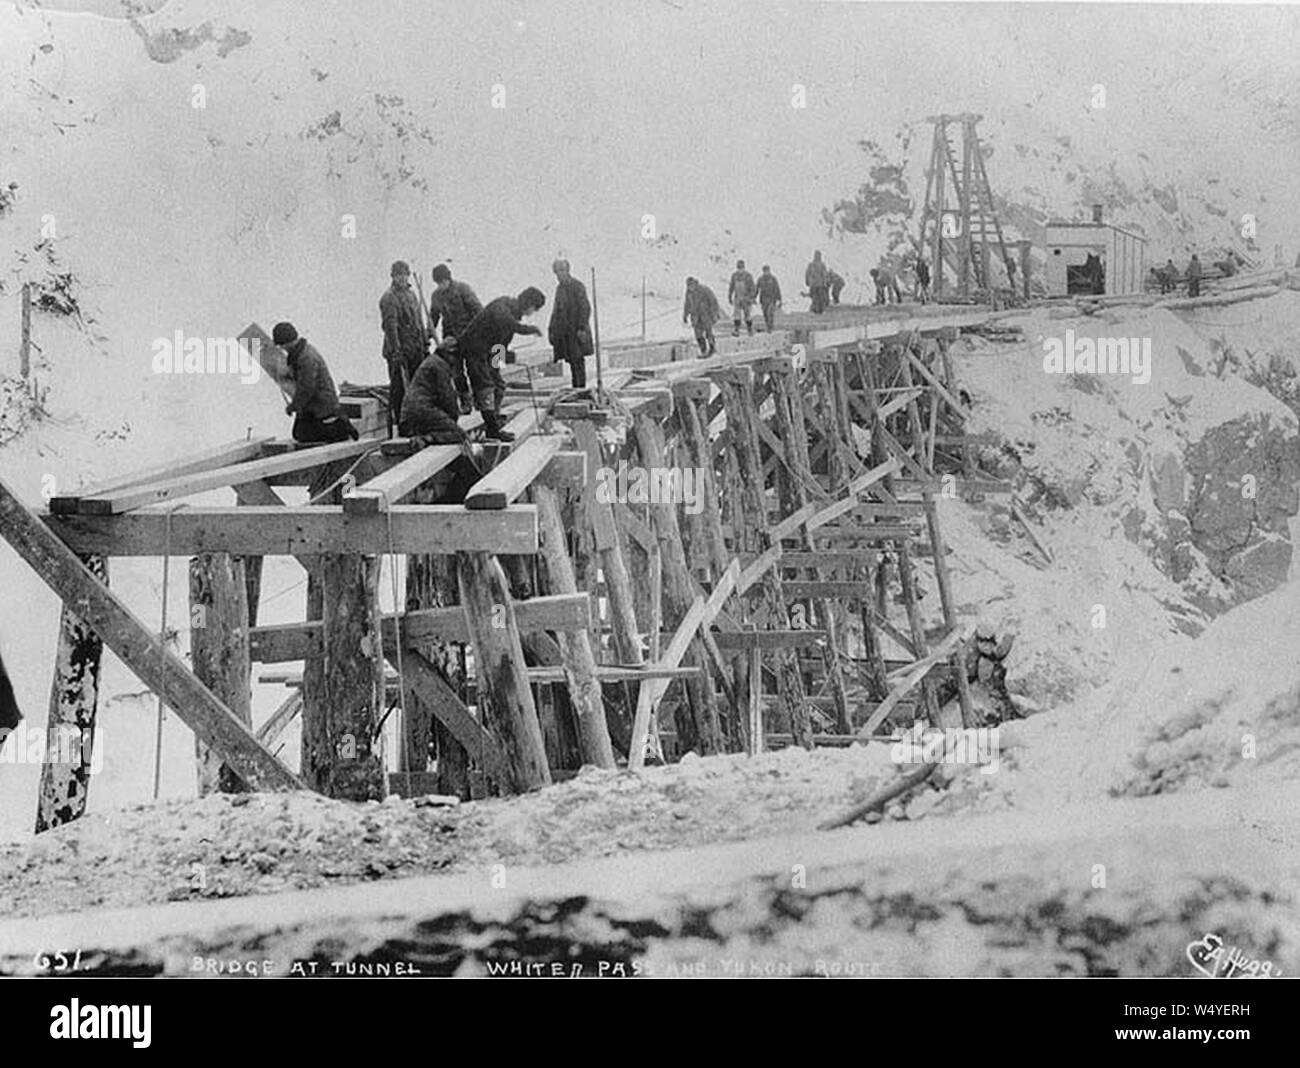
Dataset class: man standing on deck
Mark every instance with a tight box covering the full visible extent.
[755,265,782,332]
[916,257,932,303]
[682,276,720,356]
[805,251,829,314]
[1186,253,1203,298]
[456,287,546,442]
[728,259,757,336]
[428,264,484,413]
[548,258,593,388]
[275,321,359,443]
[379,261,428,437]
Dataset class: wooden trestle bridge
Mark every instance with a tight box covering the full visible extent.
[0,301,1007,832]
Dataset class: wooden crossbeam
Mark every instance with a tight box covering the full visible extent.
[342,445,462,515]
[398,649,505,774]
[68,439,379,515]
[250,593,593,662]
[628,559,740,769]
[256,691,303,747]
[712,628,827,650]
[465,435,565,510]
[49,437,275,513]
[44,504,539,556]
[857,627,969,737]
[876,387,925,421]
[904,347,970,421]
[783,581,875,598]
[0,475,302,792]
[738,551,876,569]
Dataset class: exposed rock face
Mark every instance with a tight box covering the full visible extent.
[1184,414,1300,604]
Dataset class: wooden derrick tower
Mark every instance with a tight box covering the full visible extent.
[916,113,1013,301]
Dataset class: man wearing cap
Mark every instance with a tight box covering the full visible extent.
[682,276,720,356]
[456,288,547,441]
[727,259,757,336]
[379,261,428,436]
[274,321,358,444]
[547,258,593,388]
[428,264,483,412]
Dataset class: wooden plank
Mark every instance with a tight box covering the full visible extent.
[49,437,275,513]
[342,446,462,515]
[74,439,379,515]
[0,475,302,792]
[251,593,592,662]
[857,627,969,737]
[46,505,540,556]
[465,436,564,511]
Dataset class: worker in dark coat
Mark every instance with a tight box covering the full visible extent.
[457,288,546,441]
[682,276,720,355]
[728,259,757,335]
[755,265,782,332]
[428,264,484,412]
[805,251,829,313]
[1186,254,1202,298]
[379,261,428,436]
[916,258,932,303]
[399,345,466,443]
[547,259,593,388]
[827,269,845,305]
[871,267,902,305]
[0,647,21,737]
[274,321,358,444]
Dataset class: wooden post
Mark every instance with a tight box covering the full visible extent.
[954,640,977,728]
[405,521,470,798]
[190,553,252,795]
[899,348,958,631]
[533,483,616,769]
[35,554,106,833]
[769,365,852,735]
[456,552,552,792]
[572,420,646,758]
[20,282,32,382]
[848,351,890,701]
[300,464,386,800]
[716,368,813,749]
[632,411,725,756]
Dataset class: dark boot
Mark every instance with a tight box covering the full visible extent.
[732,319,740,337]
[483,411,514,442]
[746,319,754,336]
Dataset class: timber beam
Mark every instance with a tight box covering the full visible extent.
[43,504,540,556]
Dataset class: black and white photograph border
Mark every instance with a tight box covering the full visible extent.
[0,0,1297,990]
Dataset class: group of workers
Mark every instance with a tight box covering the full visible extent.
[1152,251,1247,298]
[281,258,594,445]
